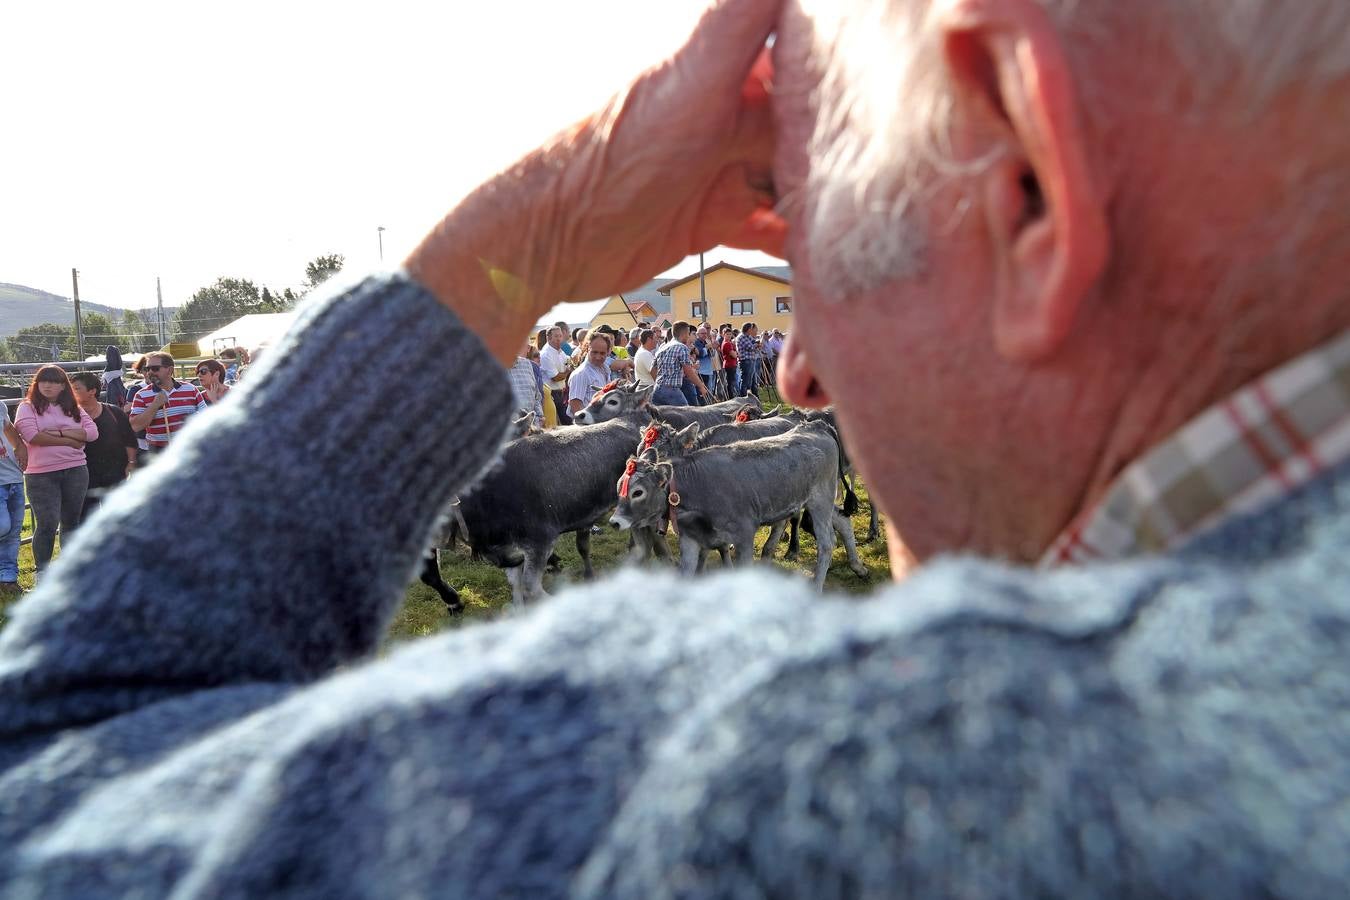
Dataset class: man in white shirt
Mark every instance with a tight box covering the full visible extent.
[567,332,617,416]
[537,325,574,425]
[633,329,657,387]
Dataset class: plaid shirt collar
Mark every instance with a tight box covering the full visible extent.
[1043,329,1350,566]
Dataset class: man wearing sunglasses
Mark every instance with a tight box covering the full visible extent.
[128,353,208,455]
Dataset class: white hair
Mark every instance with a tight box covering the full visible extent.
[797,0,1350,300]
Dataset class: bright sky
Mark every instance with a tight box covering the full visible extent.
[0,0,783,312]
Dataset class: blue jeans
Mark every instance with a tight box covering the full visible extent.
[739,359,759,398]
[652,385,688,406]
[0,481,25,583]
[680,380,701,406]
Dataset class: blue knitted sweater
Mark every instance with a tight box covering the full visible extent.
[1,275,1347,898]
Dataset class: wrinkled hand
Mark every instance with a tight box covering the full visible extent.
[553,0,786,300]
[407,0,785,366]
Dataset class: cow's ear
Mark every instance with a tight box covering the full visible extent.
[657,462,673,484]
[678,422,700,448]
[635,384,653,408]
[649,405,665,422]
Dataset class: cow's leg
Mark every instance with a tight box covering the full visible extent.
[522,545,551,604]
[627,529,649,564]
[574,528,594,579]
[504,563,527,607]
[784,511,801,560]
[865,502,880,544]
[419,548,463,614]
[717,546,732,566]
[650,528,674,562]
[695,548,708,574]
[731,528,758,567]
[833,510,870,577]
[810,501,837,590]
[678,535,702,577]
[760,521,786,561]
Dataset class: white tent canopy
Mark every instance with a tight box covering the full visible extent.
[533,298,609,334]
[195,313,299,357]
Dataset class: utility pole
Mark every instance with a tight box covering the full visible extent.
[377,226,386,262]
[71,268,85,361]
[698,252,707,324]
[156,277,166,347]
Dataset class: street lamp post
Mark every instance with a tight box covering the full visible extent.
[377,226,386,262]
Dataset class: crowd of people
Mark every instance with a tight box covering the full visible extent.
[511,316,786,428]
[0,345,246,589]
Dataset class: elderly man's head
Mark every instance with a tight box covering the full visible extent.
[773,0,1350,566]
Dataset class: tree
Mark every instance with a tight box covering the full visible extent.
[171,277,265,342]
[119,310,152,353]
[79,312,120,356]
[8,323,74,363]
[304,254,344,290]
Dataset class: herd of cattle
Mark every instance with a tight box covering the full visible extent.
[421,381,880,609]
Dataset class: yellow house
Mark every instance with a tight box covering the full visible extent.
[658,263,793,334]
[586,295,644,333]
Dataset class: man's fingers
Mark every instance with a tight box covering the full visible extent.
[678,0,783,97]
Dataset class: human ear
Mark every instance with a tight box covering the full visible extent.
[939,0,1108,362]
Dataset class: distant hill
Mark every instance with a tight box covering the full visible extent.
[0,283,174,336]
[619,278,674,314]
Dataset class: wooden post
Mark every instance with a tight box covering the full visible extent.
[71,268,84,360]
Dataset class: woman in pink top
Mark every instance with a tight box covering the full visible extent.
[14,366,99,574]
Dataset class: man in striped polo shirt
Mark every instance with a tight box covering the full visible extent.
[129,352,208,455]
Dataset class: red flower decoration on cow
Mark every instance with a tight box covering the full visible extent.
[618,457,638,498]
[642,425,660,450]
[736,410,750,423]
[591,381,621,404]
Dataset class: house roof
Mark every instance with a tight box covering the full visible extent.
[625,300,656,313]
[752,265,793,281]
[533,297,612,332]
[656,261,792,294]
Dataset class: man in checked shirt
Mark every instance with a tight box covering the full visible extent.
[651,320,711,406]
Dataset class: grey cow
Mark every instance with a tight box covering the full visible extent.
[634,417,817,562]
[612,420,870,589]
[571,380,760,428]
[454,412,647,605]
[573,382,756,566]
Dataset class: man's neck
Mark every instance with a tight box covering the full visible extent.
[78,400,101,418]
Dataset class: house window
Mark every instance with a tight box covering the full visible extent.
[691,300,707,319]
[729,298,754,316]
[775,295,792,313]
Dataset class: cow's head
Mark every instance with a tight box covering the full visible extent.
[573,381,652,425]
[633,421,702,461]
[509,409,541,439]
[610,455,671,530]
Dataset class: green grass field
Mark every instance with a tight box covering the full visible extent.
[387,483,889,644]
